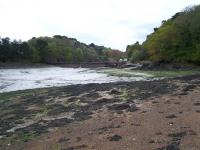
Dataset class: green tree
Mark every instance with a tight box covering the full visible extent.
[63,47,72,62]
[126,42,148,62]
[34,39,48,62]
[76,48,84,62]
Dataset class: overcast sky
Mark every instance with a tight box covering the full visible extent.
[0,0,199,50]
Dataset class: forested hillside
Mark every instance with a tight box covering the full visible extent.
[127,5,200,64]
[0,35,124,64]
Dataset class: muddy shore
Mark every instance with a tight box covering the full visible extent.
[0,62,121,69]
[0,75,200,150]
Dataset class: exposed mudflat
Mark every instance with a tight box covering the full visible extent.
[0,67,151,93]
[0,75,200,150]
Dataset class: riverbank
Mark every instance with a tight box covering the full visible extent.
[0,75,200,149]
[132,61,200,71]
[0,62,54,69]
[0,62,124,69]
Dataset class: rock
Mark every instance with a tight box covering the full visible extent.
[109,134,122,141]
[94,98,110,104]
[58,137,70,143]
[127,105,139,112]
[110,89,121,95]
[121,63,142,69]
[108,103,130,111]
[149,140,156,143]
[194,102,200,106]
[166,114,177,119]
[48,118,72,127]
[73,111,92,121]
[168,132,186,141]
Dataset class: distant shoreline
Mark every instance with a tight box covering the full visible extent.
[0,61,199,71]
[0,62,125,69]
[0,62,54,69]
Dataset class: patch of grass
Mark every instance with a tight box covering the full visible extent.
[40,104,50,114]
[145,70,200,77]
[18,131,37,142]
[52,143,61,150]
[0,131,37,145]
[0,92,16,104]
[100,69,152,78]
[0,89,39,104]
[119,90,131,101]
[99,68,200,78]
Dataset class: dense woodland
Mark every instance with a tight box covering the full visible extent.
[127,5,200,64]
[0,35,124,64]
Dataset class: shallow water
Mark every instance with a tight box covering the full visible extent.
[0,67,148,93]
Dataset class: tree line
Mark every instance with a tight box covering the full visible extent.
[0,35,124,64]
[0,37,33,62]
[127,5,200,64]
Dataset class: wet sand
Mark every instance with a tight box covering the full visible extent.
[0,75,200,150]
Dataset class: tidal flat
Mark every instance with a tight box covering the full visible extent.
[0,73,200,149]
